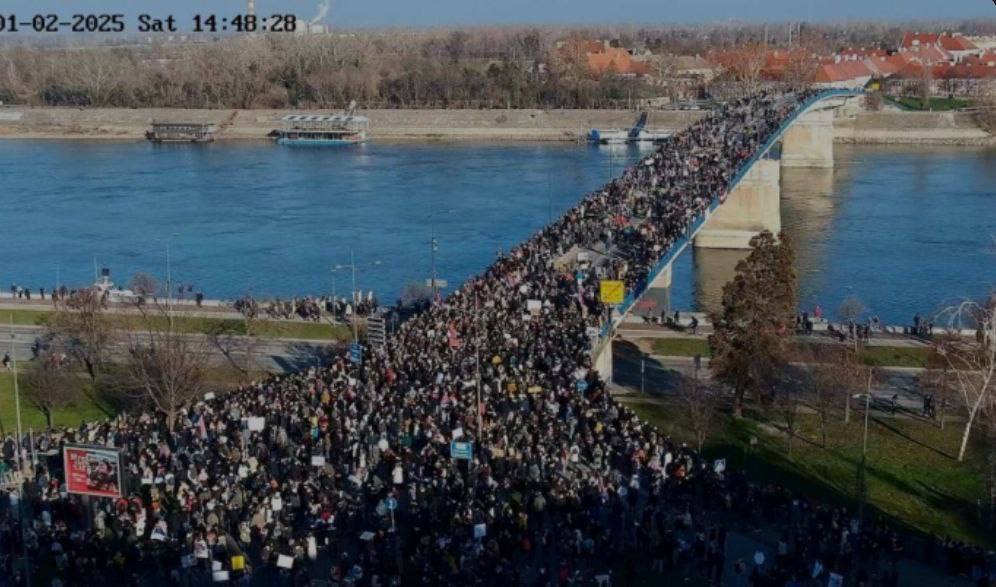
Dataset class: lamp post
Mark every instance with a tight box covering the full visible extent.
[853,388,873,529]
[160,233,178,329]
[427,209,454,302]
[8,316,30,587]
[332,250,381,344]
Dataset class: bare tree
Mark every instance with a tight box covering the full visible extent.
[973,94,996,135]
[838,296,866,352]
[22,353,81,429]
[917,64,934,111]
[47,289,115,385]
[933,298,996,462]
[679,376,716,452]
[121,303,211,432]
[863,92,884,112]
[129,272,160,299]
[207,301,264,382]
[776,383,802,458]
[712,41,767,97]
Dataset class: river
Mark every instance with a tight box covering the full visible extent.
[0,140,992,323]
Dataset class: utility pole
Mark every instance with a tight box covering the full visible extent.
[475,295,483,439]
[430,226,439,302]
[350,249,358,344]
[166,238,173,329]
[855,388,872,529]
[9,316,29,587]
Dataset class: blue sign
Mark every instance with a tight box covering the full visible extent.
[385,496,398,511]
[576,379,589,393]
[450,440,473,461]
[350,342,363,365]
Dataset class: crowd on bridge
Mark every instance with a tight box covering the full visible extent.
[3,88,992,587]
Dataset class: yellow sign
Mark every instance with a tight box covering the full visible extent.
[600,280,625,305]
[231,556,245,571]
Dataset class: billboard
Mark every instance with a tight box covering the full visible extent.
[63,444,123,498]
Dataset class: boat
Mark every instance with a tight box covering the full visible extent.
[276,100,369,146]
[587,111,672,145]
[146,122,216,143]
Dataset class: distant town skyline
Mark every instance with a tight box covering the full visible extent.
[4,0,994,29]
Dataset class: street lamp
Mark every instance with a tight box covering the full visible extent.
[159,233,178,329]
[332,250,382,344]
[852,390,873,528]
[427,209,454,302]
[8,316,30,587]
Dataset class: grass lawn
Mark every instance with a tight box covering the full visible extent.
[0,307,350,341]
[651,338,930,368]
[0,308,52,326]
[0,372,111,432]
[886,95,972,111]
[651,337,711,357]
[624,398,991,546]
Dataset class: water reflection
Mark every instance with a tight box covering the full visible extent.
[672,144,996,322]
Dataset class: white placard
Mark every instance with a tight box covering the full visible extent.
[277,554,294,569]
[526,299,541,311]
[311,455,326,466]
[246,417,265,432]
[212,571,230,582]
[714,459,726,474]
[452,427,464,440]
[585,327,599,337]
[204,392,216,401]
[211,561,222,571]
[360,531,375,541]
[474,523,487,538]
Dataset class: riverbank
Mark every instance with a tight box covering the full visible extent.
[1,105,991,144]
[0,106,699,142]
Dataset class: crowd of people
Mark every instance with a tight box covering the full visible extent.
[233,294,380,323]
[2,89,991,587]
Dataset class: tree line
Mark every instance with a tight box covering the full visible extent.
[2,20,993,110]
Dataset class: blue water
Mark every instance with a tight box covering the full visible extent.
[0,141,993,323]
[0,140,642,303]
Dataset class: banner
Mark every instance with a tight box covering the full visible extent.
[63,444,123,499]
[599,280,625,305]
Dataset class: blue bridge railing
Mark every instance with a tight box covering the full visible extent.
[598,88,861,339]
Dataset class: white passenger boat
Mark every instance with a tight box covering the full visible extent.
[276,101,369,146]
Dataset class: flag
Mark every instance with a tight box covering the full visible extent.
[197,414,208,440]
[447,323,463,349]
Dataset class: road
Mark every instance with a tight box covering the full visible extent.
[611,339,942,420]
[1,323,338,373]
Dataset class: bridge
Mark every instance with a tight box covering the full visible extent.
[592,89,862,381]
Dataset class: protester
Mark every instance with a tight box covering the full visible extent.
[3,89,981,587]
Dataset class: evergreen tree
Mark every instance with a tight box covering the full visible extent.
[708,231,797,416]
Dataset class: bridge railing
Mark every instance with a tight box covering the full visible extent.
[597,88,861,340]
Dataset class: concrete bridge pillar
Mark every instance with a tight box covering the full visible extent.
[694,158,781,250]
[781,108,834,169]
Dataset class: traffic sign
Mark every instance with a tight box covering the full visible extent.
[367,315,387,348]
[599,280,625,304]
[450,440,473,460]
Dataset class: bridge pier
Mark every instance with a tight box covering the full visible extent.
[694,158,781,250]
[780,108,834,169]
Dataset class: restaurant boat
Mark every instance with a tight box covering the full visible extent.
[275,101,369,146]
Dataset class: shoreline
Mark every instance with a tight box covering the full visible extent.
[1,106,991,145]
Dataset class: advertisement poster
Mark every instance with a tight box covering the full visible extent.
[63,444,123,498]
